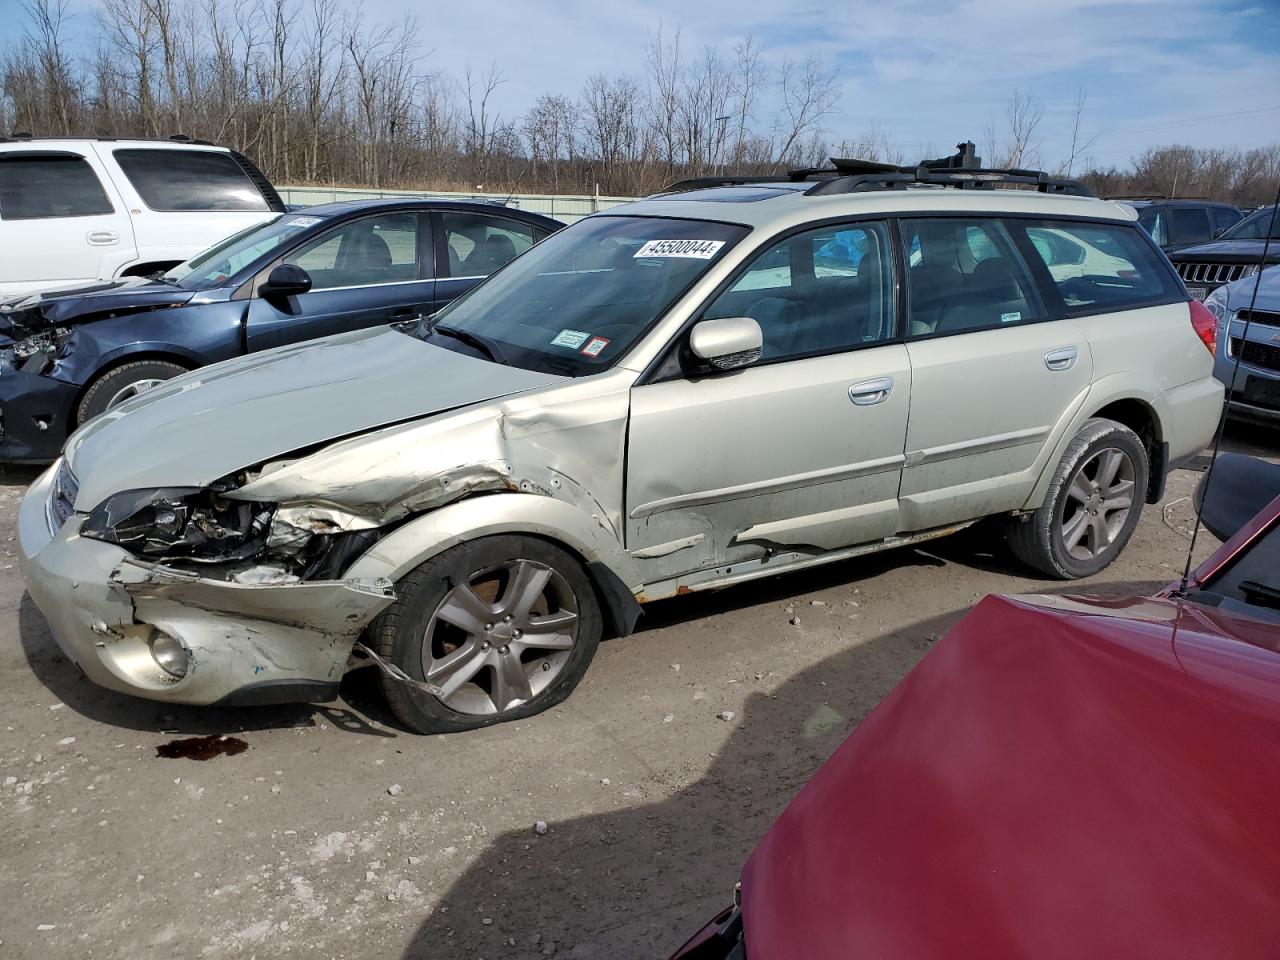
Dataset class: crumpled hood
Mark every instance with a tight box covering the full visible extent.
[1173,238,1279,262]
[65,326,565,511]
[0,277,194,335]
[740,593,1280,959]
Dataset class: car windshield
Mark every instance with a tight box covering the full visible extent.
[421,215,748,375]
[1220,205,1280,242]
[165,214,327,290]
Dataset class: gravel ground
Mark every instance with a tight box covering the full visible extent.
[1,420,1276,960]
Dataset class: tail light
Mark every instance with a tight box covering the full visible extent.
[1188,299,1217,354]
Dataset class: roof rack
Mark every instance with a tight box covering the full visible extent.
[0,133,217,146]
[658,141,1094,199]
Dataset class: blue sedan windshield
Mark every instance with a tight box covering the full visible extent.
[166,214,328,290]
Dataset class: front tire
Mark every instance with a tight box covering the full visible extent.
[370,535,603,734]
[76,359,188,425]
[1007,418,1148,579]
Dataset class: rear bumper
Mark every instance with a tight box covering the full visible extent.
[1162,376,1225,464]
[0,363,78,462]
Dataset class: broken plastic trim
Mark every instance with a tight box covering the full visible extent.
[351,641,444,697]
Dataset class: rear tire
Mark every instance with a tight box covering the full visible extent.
[76,360,188,425]
[1007,417,1148,579]
[370,535,603,734]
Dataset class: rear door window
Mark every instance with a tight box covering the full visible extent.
[1017,220,1182,312]
[1212,206,1242,234]
[0,153,114,219]
[441,213,535,278]
[112,149,269,212]
[1169,207,1212,246]
[899,218,1046,337]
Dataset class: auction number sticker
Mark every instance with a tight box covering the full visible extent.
[634,239,725,259]
[284,215,324,227]
[580,336,610,357]
[551,329,590,349]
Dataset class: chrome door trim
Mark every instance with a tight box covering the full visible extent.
[1044,346,1079,371]
[297,278,436,294]
[848,377,894,405]
[904,425,1050,467]
[628,454,907,520]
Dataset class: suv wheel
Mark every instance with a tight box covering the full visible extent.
[1007,417,1149,579]
[370,535,602,734]
[77,360,188,424]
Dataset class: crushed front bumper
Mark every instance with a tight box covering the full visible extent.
[18,464,397,706]
[0,359,79,463]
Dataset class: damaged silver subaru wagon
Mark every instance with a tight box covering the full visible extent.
[19,153,1224,733]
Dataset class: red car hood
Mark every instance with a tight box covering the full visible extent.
[741,593,1280,959]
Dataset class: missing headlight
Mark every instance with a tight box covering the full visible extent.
[81,486,274,562]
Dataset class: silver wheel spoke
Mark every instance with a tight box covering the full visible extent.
[426,641,489,699]
[435,584,494,634]
[1089,513,1113,551]
[1067,473,1093,505]
[1098,449,1124,488]
[500,560,552,621]
[492,654,534,710]
[1063,511,1090,550]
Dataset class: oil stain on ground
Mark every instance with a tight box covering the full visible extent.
[156,734,249,760]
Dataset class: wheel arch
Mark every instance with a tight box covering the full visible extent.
[73,348,201,422]
[343,493,644,637]
[1024,378,1170,511]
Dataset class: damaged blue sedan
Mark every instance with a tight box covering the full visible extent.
[0,197,560,461]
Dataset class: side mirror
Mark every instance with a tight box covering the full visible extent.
[688,316,763,372]
[1214,226,1228,238]
[260,263,312,300]
[1194,453,1280,541]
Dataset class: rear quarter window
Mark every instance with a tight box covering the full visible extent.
[0,153,114,219]
[1017,220,1182,313]
[113,149,269,212]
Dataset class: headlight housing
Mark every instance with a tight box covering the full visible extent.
[80,487,275,561]
[12,327,73,373]
[1203,286,1232,325]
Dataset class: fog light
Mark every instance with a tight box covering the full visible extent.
[149,631,189,679]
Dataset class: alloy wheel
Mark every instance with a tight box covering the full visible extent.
[1059,447,1137,562]
[421,559,579,716]
[106,378,166,409]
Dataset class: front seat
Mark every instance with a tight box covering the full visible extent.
[339,229,393,284]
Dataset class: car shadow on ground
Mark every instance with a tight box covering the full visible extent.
[398,576,1166,960]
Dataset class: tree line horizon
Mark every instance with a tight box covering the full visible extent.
[4,0,1278,206]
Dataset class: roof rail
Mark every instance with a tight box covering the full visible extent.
[0,133,217,146]
[657,141,1094,199]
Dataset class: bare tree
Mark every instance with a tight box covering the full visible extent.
[1060,88,1099,177]
[774,54,837,163]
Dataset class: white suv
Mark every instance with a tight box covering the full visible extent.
[0,137,284,298]
[19,149,1225,732]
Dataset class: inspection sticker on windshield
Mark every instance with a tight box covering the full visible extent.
[1001,311,1022,324]
[634,239,725,259]
[284,216,323,228]
[580,336,610,357]
[551,329,590,349]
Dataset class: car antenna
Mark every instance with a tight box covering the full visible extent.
[1176,183,1280,596]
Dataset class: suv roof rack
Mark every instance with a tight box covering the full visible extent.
[0,133,217,146]
[659,141,1094,198]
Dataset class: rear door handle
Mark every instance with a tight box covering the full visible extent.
[1045,346,1078,371]
[848,377,894,406]
[86,230,119,245]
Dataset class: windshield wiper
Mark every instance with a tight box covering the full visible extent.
[431,323,506,364]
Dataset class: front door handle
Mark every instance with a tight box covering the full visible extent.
[86,230,119,245]
[1045,346,1079,371]
[848,377,894,406]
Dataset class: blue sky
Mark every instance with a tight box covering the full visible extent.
[4,0,1278,168]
